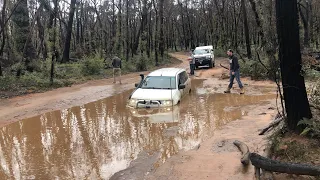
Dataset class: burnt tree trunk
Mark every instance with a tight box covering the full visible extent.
[276,0,312,131]
[126,0,129,61]
[159,0,164,59]
[248,0,265,46]
[50,0,58,84]
[241,0,252,59]
[298,2,310,48]
[62,0,76,63]
[0,0,7,76]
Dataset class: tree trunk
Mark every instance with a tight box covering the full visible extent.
[276,0,312,132]
[62,0,76,63]
[248,0,265,46]
[0,0,6,76]
[241,0,252,59]
[159,0,164,59]
[36,8,48,60]
[76,2,80,44]
[126,0,129,61]
[298,2,310,48]
[50,0,58,84]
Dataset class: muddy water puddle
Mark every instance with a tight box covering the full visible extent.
[0,79,276,179]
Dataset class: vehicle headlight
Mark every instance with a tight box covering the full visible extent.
[162,100,173,106]
[129,99,138,106]
[206,55,212,59]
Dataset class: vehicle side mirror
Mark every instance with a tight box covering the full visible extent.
[179,84,186,89]
[135,83,139,87]
[191,49,194,52]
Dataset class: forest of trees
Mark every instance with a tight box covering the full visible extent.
[1,0,320,80]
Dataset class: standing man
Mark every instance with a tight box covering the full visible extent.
[188,50,195,76]
[224,49,245,94]
[112,55,122,84]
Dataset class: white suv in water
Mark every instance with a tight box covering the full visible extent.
[128,68,191,108]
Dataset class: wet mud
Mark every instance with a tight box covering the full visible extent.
[0,53,279,179]
[0,77,276,179]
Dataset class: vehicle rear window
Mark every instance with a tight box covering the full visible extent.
[141,76,176,89]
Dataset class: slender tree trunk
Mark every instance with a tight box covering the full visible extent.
[276,0,312,132]
[159,0,164,59]
[0,0,7,76]
[62,0,77,62]
[126,0,129,61]
[248,0,265,46]
[155,5,159,66]
[76,3,80,44]
[50,0,58,84]
[36,8,48,60]
[241,0,252,58]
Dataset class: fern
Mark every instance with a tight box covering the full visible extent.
[298,118,320,138]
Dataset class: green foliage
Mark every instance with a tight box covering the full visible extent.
[298,118,320,138]
[135,55,148,71]
[81,56,104,76]
[239,60,269,80]
[214,48,227,58]
[0,52,174,97]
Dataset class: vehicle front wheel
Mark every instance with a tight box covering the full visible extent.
[209,60,213,68]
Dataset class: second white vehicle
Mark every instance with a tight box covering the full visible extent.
[128,68,191,108]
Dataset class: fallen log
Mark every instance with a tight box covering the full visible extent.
[233,140,250,165]
[250,153,320,176]
[259,117,283,135]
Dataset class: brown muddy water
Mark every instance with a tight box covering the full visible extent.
[0,79,276,179]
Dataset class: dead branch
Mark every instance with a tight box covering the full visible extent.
[250,153,320,176]
[255,166,261,180]
[259,117,284,135]
[233,140,250,165]
[220,63,229,70]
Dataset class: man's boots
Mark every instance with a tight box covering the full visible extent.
[224,87,231,93]
[240,87,245,94]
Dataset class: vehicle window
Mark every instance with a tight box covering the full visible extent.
[141,76,176,89]
[182,71,188,82]
[178,71,188,85]
[193,49,207,55]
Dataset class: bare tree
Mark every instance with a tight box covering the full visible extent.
[276,0,312,131]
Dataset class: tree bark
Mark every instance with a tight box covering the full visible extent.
[126,0,130,61]
[241,0,252,59]
[276,0,312,131]
[298,2,310,48]
[0,0,7,76]
[62,0,76,63]
[248,0,265,46]
[50,0,58,85]
[159,0,164,59]
[250,153,320,176]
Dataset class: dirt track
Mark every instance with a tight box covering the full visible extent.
[0,53,275,127]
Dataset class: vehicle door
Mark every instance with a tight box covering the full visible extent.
[183,71,191,93]
[178,71,189,97]
[178,72,186,97]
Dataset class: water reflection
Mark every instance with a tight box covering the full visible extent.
[0,79,275,179]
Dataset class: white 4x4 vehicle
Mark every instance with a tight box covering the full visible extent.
[192,45,215,69]
[128,68,191,108]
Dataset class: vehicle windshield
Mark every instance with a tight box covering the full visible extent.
[193,49,208,55]
[141,76,176,89]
